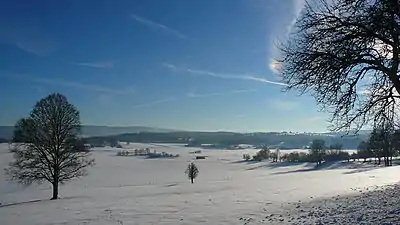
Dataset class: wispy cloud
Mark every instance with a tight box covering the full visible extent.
[1,24,58,56]
[14,40,57,56]
[133,88,256,108]
[268,99,299,111]
[187,89,258,98]
[163,63,287,86]
[33,77,134,95]
[131,14,189,39]
[288,0,306,35]
[133,97,177,108]
[162,62,178,70]
[268,0,306,74]
[6,73,135,95]
[70,61,115,69]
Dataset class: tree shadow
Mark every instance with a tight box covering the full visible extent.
[0,199,46,208]
[271,167,318,175]
[245,161,313,171]
[230,160,260,165]
[342,167,379,174]
[0,195,81,208]
[246,164,268,171]
[269,161,392,175]
[265,161,313,168]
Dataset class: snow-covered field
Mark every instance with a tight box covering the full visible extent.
[1,143,399,225]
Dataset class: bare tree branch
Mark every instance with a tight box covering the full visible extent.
[280,0,400,133]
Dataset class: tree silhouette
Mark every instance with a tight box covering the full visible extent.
[280,0,400,132]
[185,162,199,184]
[310,139,326,166]
[368,117,396,166]
[5,93,95,200]
[357,140,372,162]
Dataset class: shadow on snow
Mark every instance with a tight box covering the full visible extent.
[0,199,45,208]
[243,161,395,175]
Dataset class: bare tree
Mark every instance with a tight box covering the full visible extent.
[185,162,199,184]
[280,0,400,132]
[5,93,94,200]
[370,104,397,166]
[357,140,372,162]
[310,139,326,166]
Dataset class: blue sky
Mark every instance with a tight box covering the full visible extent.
[0,0,330,132]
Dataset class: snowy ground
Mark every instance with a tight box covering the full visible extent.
[264,184,400,225]
[0,143,399,225]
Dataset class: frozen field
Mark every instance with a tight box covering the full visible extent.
[1,143,400,225]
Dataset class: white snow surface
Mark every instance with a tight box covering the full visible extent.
[0,143,399,225]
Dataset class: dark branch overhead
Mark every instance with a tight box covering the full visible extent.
[279,0,400,133]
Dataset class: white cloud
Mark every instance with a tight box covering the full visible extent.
[163,63,287,86]
[162,62,178,70]
[70,61,115,69]
[131,14,189,39]
[241,75,286,85]
[133,98,176,108]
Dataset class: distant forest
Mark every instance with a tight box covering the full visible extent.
[84,131,368,149]
[0,125,369,149]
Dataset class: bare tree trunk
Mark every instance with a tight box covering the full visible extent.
[52,169,59,200]
[191,178,194,184]
[51,182,59,200]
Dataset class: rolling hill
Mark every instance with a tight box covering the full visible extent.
[0,125,176,140]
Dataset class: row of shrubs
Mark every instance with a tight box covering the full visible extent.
[281,150,350,163]
[116,150,131,156]
[243,148,351,163]
[116,150,180,158]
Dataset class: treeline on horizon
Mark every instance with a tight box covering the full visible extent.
[82,131,368,149]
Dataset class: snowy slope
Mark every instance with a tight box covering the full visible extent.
[0,143,399,225]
